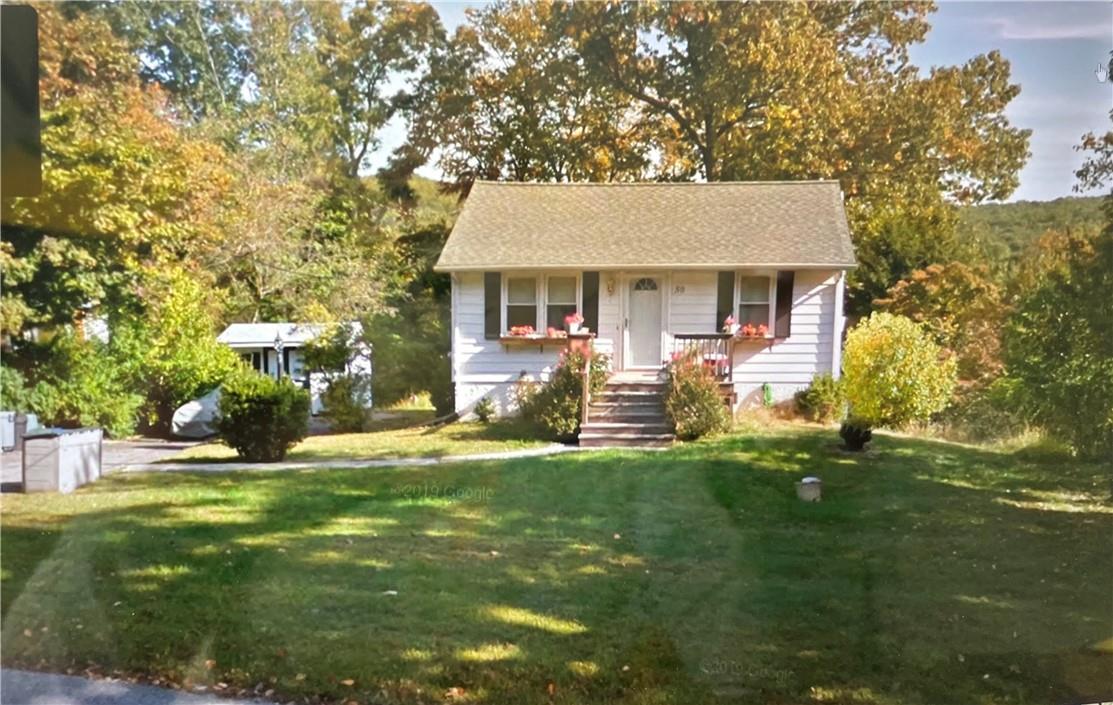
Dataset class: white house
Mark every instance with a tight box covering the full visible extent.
[216,322,371,414]
[434,181,856,446]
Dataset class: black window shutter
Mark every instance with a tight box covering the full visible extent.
[582,272,600,335]
[774,271,795,339]
[483,272,501,340]
[716,271,734,332]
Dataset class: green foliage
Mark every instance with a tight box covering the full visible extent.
[519,350,609,441]
[24,334,143,438]
[0,366,33,412]
[320,375,371,433]
[842,313,957,429]
[664,351,731,441]
[934,381,1028,445]
[119,269,243,434]
[473,396,495,423]
[957,196,1104,265]
[794,374,845,424]
[1003,229,1113,458]
[216,372,310,462]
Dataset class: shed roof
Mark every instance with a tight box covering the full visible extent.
[434,181,856,271]
[216,322,361,349]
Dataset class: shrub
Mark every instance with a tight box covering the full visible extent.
[473,396,495,423]
[664,350,731,441]
[794,373,845,424]
[842,313,957,436]
[839,419,873,451]
[320,374,371,433]
[216,372,310,461]
[520,349,609,440]
[0,365,33,411]
[22,333,143,437]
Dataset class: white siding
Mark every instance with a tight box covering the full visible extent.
[731,270,841,406]
[453,272,563,416]
[452,268,848,416]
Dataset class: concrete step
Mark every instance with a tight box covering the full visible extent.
[581,422,673,435]
[579,433,675,448]
[603,381,666,394]
[595,390,666,403]
[587,406,667,422]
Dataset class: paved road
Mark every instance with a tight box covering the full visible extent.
[0,670,267,705]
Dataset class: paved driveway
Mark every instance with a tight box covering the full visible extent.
[1,439,197,489]
[1,669,267,705]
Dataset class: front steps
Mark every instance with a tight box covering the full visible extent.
[579,377,675,448]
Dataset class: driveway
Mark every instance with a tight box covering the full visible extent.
[1,669,267,705]
[1,438,197,489]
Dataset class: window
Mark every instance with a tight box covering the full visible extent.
[546,276,578,329]
[506,276,538,329]
[737,275,771,327]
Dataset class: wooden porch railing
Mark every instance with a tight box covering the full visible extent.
[566,333,595,427]
[671,333,734,382]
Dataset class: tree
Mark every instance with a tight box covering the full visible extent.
[875,262,1007,385]
[405,1,651,186]
[0,5,229,339]
[842,313,957,429]
[999,115,1113,458]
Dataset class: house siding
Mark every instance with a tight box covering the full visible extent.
[731,270,840,405]
[452,269,846,417]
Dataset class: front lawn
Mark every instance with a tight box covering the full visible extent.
[2,427,1109,704]
[171,415,548,463]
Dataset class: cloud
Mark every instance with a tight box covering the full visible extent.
[989,17,1111,41]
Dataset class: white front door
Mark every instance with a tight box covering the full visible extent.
[628,276,662,367]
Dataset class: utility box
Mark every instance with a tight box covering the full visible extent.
[22,428,103,494]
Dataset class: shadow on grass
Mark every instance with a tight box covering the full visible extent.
[2,429,1110,705]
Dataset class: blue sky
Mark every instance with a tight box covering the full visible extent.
[383,1,1113,203]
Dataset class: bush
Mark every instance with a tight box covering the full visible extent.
[839,419,874,451]
[22,333,143,437]
[473,396,495,423]
[933,380,1028,444]
[842,313,957,434]
[520,349,609,440]
[216,372,310,461]
[664,350,731,441]
[320,374,371,433]
[794,373,845,424]
[0,365,33,411]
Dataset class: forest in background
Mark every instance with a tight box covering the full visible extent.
[0,1,1109,456]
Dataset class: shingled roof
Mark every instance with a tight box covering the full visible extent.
[434,181,856,271]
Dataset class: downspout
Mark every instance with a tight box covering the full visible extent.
[831,271,845,379]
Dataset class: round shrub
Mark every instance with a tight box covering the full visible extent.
[842,313,956,436]
[216,372,310,462]
[794,373,845,424]
[664,350,731,440]
[520,349,609,441]
[473,396,495,423]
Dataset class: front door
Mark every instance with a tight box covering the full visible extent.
[628,276,662,367]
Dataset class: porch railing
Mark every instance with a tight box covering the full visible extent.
[671,333,734,382]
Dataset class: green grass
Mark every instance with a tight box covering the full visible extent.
[172,415,548,463]
[2,426,1110,704]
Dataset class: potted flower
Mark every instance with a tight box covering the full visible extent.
[722,314,739,335]
[739,323,757,338]
[565,311,584,334]
[509,325,535,337]
[756,323,769,338]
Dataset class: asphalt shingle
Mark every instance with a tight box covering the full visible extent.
[434,181,856,271]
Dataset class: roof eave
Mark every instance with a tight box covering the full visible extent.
[435,261,857,272]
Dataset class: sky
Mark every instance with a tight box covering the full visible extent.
[377,1,1113,203]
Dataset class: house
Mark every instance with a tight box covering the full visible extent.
[434,181,856,445]
[216,322,371,414]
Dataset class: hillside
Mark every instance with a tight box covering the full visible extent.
[958,196,1104,261]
